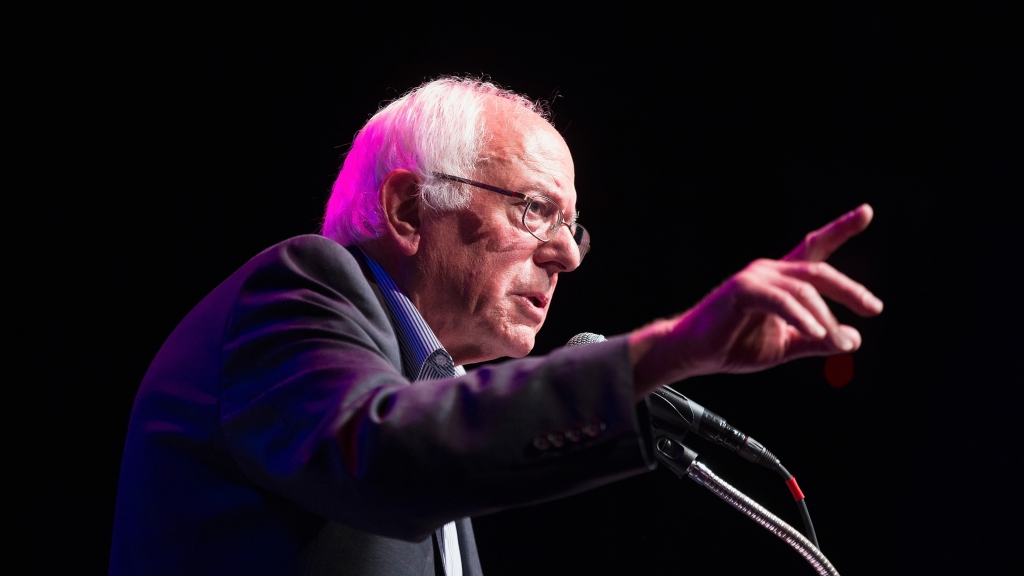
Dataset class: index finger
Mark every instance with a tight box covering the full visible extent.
[783,204,874,262]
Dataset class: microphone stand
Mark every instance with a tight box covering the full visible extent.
[655,437,841,576]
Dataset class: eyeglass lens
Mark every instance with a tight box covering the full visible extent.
[523,198,566,241]
[523,199,559,235]
[523,197,590,258]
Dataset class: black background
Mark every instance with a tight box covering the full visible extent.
[16,3,1022,574]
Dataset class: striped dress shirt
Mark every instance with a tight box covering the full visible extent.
[361,250,465,576]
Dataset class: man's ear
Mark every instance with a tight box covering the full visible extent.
[379,169,423,256]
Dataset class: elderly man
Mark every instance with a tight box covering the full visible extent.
[110,78,882,575]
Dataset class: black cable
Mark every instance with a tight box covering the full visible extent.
[776,464,820,550]
[796,499,820,550]
[648,389,823,549]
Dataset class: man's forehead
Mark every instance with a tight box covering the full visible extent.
[479,104,577,207]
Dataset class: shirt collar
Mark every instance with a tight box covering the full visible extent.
[358,248,465,381]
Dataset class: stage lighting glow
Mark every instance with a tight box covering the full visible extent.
[824,353,854,388]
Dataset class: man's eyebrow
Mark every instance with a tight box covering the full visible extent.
[522,178,568,199]
[518,178,554,194]
[518,176,577,216]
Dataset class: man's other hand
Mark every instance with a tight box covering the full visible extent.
[630,204,883,398]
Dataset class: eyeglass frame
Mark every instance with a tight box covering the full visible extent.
[431,172,591,262]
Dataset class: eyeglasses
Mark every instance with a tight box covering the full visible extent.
[432,173,591,263]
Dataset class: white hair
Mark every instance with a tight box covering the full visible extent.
[322,77,550,246]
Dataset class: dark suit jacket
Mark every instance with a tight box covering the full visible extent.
[110,235,654,575]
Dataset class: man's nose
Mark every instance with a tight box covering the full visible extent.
[535,223,581,272]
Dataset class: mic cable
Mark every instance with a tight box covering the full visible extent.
[565,332,819,549]
[649,385,819,549]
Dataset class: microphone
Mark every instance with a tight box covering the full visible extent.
[649,387,780,471]
[564,333,819,549]
[565,332,606,347]
[564,332,779,471]
[651,388,819,548]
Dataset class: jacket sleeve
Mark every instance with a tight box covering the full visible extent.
[218,236,655,542]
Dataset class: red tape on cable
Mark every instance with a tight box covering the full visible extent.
[786,476,805,501]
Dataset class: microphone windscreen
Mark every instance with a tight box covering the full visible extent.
[565,332,607,347]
